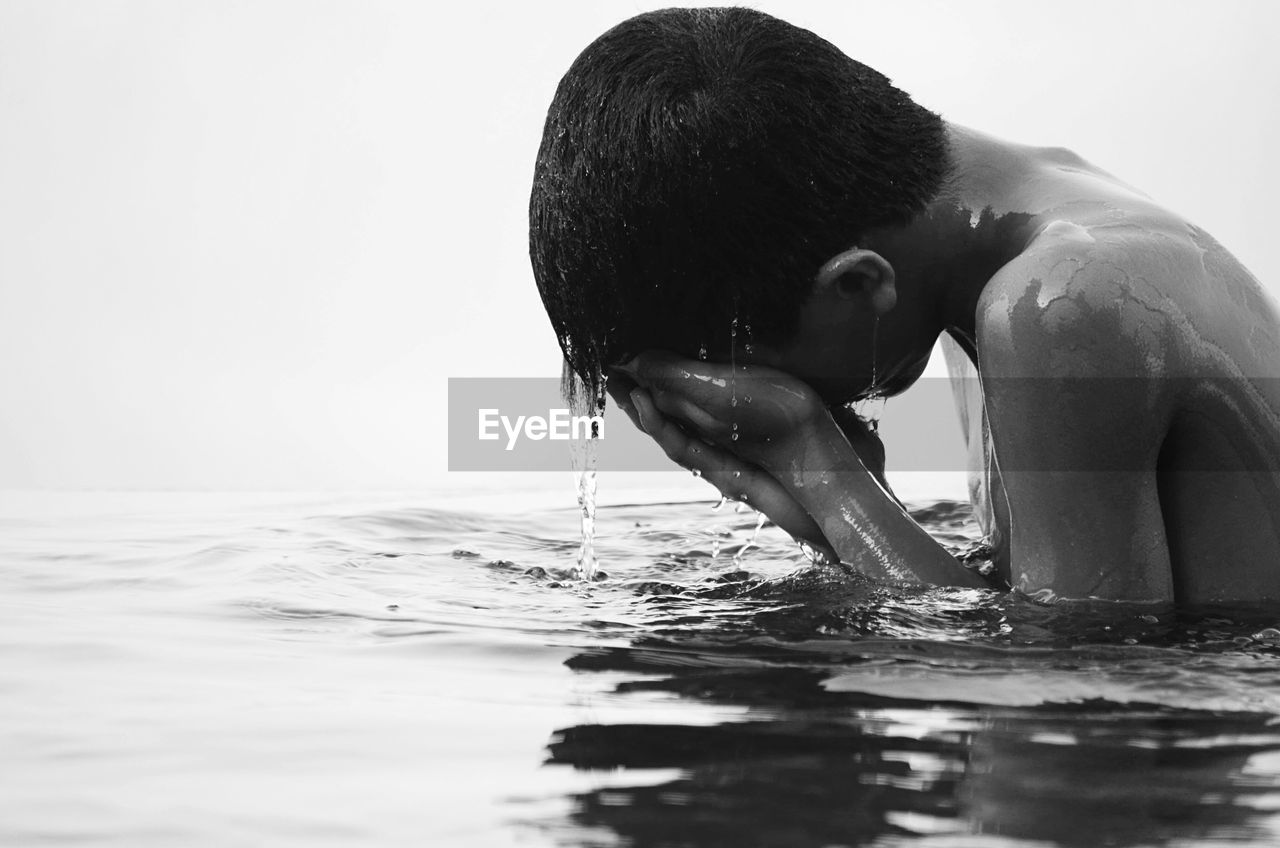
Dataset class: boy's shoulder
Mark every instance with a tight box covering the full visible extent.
[973,211,1238,382]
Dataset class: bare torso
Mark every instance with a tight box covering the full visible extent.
[615,129,1280,602]
[949,142,1280,602]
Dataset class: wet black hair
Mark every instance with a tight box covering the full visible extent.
[529,7,950,402]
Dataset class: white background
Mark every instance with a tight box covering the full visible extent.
[2,0,1277,490]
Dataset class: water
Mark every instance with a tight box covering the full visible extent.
[733,508,768,566]
[851,394,889,435]
[567,368,605,580]
[5,487,1280,846]
[730,315,740,441]
[854,315,888,433]
[573,465,599,579]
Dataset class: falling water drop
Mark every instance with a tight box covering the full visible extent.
[566,362,605,581]
[573,466,598,580]
[797,540,832,566]
[734,510,768,565]
[711,496,728,512]
[729,309,739,441]
[729,319,738,389]
[849,395,888,435]
[870,315,880,391]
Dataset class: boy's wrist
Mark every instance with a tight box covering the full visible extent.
[754,408,854,479]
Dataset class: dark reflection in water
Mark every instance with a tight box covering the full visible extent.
[548,650,1279,845]
[535,544,1280,846]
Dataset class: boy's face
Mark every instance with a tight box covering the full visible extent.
[732,326,876,406]
[737,293,933,406]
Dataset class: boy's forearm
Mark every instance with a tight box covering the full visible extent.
[764,415,989,588]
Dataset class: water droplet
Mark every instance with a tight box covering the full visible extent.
[732,470,741,479]
[869,315,880,392]
[744,395,752,404]
[573,467,599,580]
[711,496,727,512]
[797,540,831,565]
[698,343,708,361]
[733,510,768,565]
[849,395,887,435]
[691,468,702,478]
[729,309,739,445]
[711,537,721,558]
[566,361,603,581]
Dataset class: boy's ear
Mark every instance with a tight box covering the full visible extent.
[814,248,897,316]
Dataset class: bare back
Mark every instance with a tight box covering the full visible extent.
[951,146,1280,602]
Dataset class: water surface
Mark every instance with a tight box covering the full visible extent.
[4,487,1280,846]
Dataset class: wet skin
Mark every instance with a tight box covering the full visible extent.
[612,124,1280,603]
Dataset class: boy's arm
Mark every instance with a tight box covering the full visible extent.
[758,410,991,587]
[974,252,1176,601]
[608,375,837,561]
[619,352,990,589]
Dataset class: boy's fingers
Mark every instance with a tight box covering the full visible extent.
[634,388,734,477]
[699,457,834,553]
[629,350,730,398]
[606,377,647,435]
[648,385,723,437]
[632,389,708,471]
[630,387,666,439]
[626,381,836,558]
[606,372,638,412]
[632,389,832,547]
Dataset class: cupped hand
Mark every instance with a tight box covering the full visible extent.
[606,368,837,562]
[613,350,827,469]
[608,350,980,589]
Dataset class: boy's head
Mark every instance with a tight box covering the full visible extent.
[529,7,949,401]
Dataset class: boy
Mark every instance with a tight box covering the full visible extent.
[528,8,1280,602]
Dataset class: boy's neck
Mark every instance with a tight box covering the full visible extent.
[869,123,1044,354]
